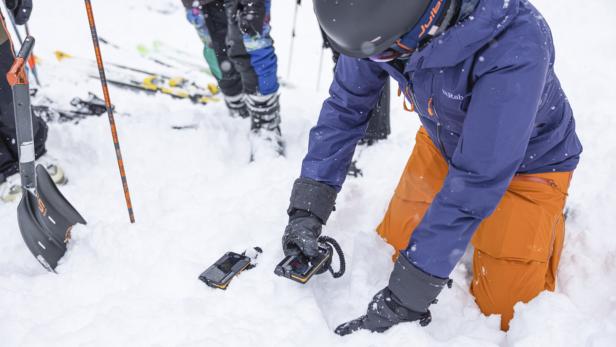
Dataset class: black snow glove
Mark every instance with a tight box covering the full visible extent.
[282,178,337,258]
[5,0,32,25]
[335,255,450,336]
[237,0,266,37]
[283,211,323,258]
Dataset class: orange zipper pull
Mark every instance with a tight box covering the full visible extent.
[402,86,415,112]
[428,97,435,117]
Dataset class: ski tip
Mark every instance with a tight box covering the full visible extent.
[54,50,72,62]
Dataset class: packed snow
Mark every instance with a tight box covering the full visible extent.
[1,0,615,346]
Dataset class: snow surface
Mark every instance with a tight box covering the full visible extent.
[1,0,615,346]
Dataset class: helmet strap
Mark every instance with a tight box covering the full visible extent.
[398,0,458,50]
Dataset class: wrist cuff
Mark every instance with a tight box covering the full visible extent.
[287,177,337,224]
[388,254,449,313]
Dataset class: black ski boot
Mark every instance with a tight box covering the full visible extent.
[224,93,249,119]
[247,92,285,160]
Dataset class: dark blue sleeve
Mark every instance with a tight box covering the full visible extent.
[300,56,388,191]
[404,43,551,278]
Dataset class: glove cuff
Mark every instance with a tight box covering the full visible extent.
[287,178,337,224]
[388,255,450,313]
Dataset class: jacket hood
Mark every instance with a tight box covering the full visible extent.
[405,0,520,72]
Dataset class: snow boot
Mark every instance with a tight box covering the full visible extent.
[224,93,249,119]
[0,173,22,203]
[37,155,68,186]
[247,92,285,160]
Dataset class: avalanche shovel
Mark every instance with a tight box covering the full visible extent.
[7,36,86,272]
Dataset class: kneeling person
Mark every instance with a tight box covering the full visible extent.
[282,0,582,334]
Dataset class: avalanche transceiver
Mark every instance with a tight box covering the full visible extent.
[199,252,253,290]
[274,246,332,284]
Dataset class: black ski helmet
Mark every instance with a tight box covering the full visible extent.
[314,0,433,58]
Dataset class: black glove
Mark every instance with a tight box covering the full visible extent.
[335,255,450,336]
[5,0,32,25]
[282,178,337,258]
[237,0,266,37]
[282,210,323,258]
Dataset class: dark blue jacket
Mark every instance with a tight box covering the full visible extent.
[301,0,582,278]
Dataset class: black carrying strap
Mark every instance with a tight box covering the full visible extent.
[318,236,346,279]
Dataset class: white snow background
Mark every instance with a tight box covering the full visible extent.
[1,0,615,346]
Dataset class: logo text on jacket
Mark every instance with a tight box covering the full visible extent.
[442,89,464,101]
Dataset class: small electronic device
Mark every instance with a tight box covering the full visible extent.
[199,252,253,290]
[274,246,333,284]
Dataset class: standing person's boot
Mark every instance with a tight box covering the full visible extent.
[0,172,21,202]
[224,93,249,119]
[247,92,284,160]
[37,155,68,185]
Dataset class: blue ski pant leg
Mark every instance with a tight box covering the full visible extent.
[239,0,279,95]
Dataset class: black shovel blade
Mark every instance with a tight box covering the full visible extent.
[17,165,86,271]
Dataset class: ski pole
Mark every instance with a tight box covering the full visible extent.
[2,4,41,86]
[84,0,135,224]
[286,0,301,80]
[23,23,41,86]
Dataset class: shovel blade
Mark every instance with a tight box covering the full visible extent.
[17,165,86,271]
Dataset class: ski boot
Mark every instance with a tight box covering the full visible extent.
[224,93,249,119]
[247,92,285,160]
[38,155,68,186]
[0,155,67,203]
[0,173,21,203]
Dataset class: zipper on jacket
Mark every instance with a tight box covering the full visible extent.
[426,95,448,161]
[406,72,448,160]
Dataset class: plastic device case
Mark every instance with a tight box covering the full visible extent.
[199,252,252,289]
[274,246,332,284]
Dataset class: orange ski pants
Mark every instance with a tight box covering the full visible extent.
[377,128,572,331]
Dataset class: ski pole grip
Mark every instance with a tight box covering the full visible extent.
[7,36,35,86]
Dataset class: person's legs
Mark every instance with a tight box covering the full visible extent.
[0,12,48,181]
[362,80,391,144]
[224,0,281,136]
[376,128,447,253]
[0,14,21,178]
[0,12,66,203]
[324,29,390,146]
[196,1,247,118]
[470,172,572,330]
[183,3,223,81]
[377,126,573,331]
[545,212,566,291]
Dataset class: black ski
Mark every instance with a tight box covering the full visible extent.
[31,90,111,123]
